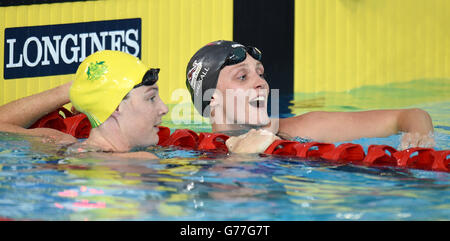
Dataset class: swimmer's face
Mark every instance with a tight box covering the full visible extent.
[117,84,168,147]
[212,54,270,126]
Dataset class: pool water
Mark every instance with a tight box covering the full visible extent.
[0,79,449,220]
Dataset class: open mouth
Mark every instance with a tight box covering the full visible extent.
[249,96,266,108]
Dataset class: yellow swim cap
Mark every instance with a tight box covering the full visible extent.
[70,50,148,128]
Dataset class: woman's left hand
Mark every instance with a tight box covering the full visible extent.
[226,129,280,154]
[398,132,436,150]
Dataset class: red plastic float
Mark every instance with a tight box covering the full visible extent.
[197,132,229,152]
[295,142,336,159]
[392,147,435,170]
[362,145,398,167]
[431,150,450,172]
[159,129,199,149]
[157,126,171,145]
[321,143,365,162]
[29,108,91,139]
[264,140,299,156]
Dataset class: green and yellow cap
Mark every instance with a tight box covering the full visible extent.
[70,50,148,128]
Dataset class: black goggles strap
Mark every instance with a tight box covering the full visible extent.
[133,68,160,89]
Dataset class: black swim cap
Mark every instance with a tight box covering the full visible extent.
[186,40,262,117]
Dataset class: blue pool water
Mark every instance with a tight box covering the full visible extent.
[0,79,449,220]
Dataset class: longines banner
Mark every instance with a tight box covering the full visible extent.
[4,18,141,79]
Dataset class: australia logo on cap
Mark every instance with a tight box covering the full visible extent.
[87,61,108,81]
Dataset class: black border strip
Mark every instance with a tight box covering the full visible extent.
[0,0,91,7]
[233,0,295,97]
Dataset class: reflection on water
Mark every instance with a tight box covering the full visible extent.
[0,137,449,220]
[0,79,449,220]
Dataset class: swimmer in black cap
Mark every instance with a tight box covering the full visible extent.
[186,40,435,153]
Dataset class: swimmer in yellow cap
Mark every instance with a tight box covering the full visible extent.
[0,50,168,158]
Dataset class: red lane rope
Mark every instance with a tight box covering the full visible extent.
[157,127,449,172]
[29,108,91,139]
[0,217,14,221]
[29,110,450,172]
